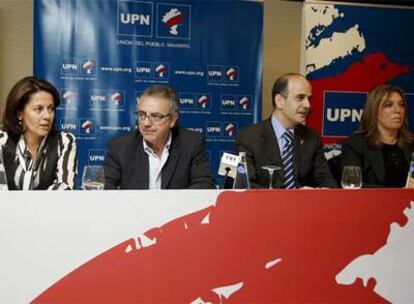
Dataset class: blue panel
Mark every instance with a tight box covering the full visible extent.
[34,0,263,187]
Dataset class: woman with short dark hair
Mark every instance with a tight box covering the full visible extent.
[0,76,77,190]
[340,84,414,187]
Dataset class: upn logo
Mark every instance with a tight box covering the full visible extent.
[179,93,195,110]
[118,0,153,37]
[88,149,106,165]
[157,3,190,39]
[80,59,97,76]
[220,95,237,111]
[154,62,170,79]
[238,96,251,111]
[59,118,78,135]
[224,122,237,137]
[207,65,223,82]
[207,65,239,84]
[109,90,125,107]
[225,67,239,82]
[196,93,212,110]
[322,91,366,137]
[89,90,107,108]
[135,61,152,78]
[60,89,77,106]
[61,59,79,75]
[206,122,222,138]
[155,63,167,78]
[80,119,96,135]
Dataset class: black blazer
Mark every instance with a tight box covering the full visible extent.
[236,118,337,188]
[340,134,414,187]
[104,128,215,189]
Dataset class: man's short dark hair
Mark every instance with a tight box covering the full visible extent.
[271,73,305,108]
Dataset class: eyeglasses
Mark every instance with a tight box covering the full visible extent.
[135,111,171,123]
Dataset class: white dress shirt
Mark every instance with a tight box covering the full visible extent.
[143,133,172,189]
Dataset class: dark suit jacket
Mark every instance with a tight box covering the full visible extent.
[340,134,414,187]
[104,128,215,189]
[235,118,337,188]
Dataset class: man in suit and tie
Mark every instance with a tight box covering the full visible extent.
[104,85,215,189]
[236,73,337,188]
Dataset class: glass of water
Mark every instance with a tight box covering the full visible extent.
[341,166,362,189]
[82,165,105,190]
[261,165,281,189]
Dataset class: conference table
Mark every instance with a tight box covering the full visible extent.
[0,189,412,303]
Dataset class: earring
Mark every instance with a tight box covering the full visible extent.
[18,119,23,125]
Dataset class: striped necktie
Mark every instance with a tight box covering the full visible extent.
[282,130,295,189]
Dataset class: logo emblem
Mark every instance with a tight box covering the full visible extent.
[155,64,167,77]
[196,93,212,110]
[110,91,123,106]
[225,123,235,136]
[206,122,222,138]
[62,90,75,103]
[81,119,95,135]
[82,60,94,74]
[179,93,195,110]
[117,1,153,37]
[88,149,106,164]
[61,59,79,75]
[80,59,97,76]
[162,8,183,35]
[154,62,170,79]
[198,95,209,109]
[59,119,78,135]
[226,67,237,81]
[207,65,223,82]
[90,90,107,108]
[239,96,249,110]
[322,91,366,137]
[157,3,190,39]
[135,61,152,78]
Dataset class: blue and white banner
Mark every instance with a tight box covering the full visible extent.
[302,1,414,149]
[34,0,263,187]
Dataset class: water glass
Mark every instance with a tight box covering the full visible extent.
[261,165,281,189]
[341,166,362,189]
[82,165,105,190]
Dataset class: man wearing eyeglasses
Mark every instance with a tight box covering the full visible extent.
[104,85,215,189]
[235,73,337,189]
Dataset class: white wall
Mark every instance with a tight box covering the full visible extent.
[0,0,33,125]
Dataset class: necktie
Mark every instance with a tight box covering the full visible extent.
[282,130,295,189]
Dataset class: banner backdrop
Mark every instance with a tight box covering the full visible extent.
[34,0,263,187]
[303,1,414,153]
[1,190,413,302]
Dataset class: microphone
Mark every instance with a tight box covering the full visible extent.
[218,152,240,189]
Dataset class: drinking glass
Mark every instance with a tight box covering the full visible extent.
[82,165,105,190]
[262,165,281,189]
[341,166,362,189]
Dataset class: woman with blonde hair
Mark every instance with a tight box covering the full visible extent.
[340,84,414,187]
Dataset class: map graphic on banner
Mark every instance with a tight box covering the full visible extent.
[34,0,263,187]
[0,190,407,303]
[303,3,414,151]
